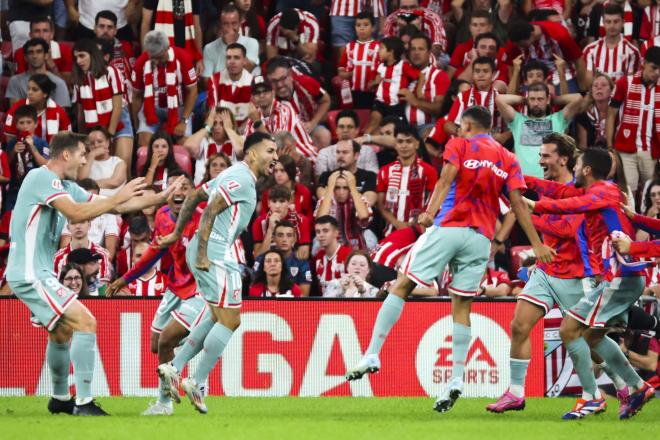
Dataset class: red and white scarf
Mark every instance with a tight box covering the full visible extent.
[143,48,179,134]
[154,0,201,60]
[77,68,124,131]
[7,98,62,143]
[615,72,660,157]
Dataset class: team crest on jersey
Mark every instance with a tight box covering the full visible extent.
[51,179,63,190]
[623,129,631,138]
[227,180,241,191]
[233,288,241,300]
[290,267,299,277]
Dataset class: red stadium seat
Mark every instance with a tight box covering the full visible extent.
[509,245,533,280]
[135,145,193,178]
[326,109,371,141]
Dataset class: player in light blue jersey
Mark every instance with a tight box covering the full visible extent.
[7,132,182,416]
[156,132,278,414]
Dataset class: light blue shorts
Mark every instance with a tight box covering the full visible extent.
[518,268,597,314]
[151,289,208,333]
[10,277,78,331]
[115,106,134,139]
[567,276,645,327]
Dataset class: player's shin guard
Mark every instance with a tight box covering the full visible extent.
[593,336,644,390]
[451,323,471,380]
[365,295,404,355]
[70,332,96,404]
[566,338,599,399]
[192,323,234,384]
[510,358,530,398]
[47,340,71,398]
[172,315,214,372]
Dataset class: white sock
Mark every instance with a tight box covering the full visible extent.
[76,396,92,406]
[509,384,524,398]
[52,394,71,401]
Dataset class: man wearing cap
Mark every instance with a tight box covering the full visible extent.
[67,249,107,296]
[245,75,318,161]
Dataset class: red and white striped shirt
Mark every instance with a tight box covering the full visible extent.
[405,64,450,126]
[376,60,420,106]
[641,5,660,42]
[206,69,253,125]
[371,225,424,268]
[73,65,125,129]
[278,71,328,124]
[54,242,112,282]
[128,270,166,297]
[447,86,504,132]
[330,0,386,17]
[4,98,71,143]
[266,8,320,56]
[314,245,351,294]
[383,8,447,51]
[376,157,438,235]
[244,100,317,160]
[640,35,660,57]
[599,1,635,39]
[132,47,197,108]
[338,39,381,92]
[583,36,640,82]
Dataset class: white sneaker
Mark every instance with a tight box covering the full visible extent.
[182,378,208,414]
[157,363,181,403]
[433,377,464,413]
[142,401,173,416]
[345,354,381,381]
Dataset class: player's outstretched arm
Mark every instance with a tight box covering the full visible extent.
[157,186,209,248]
[509,189,555,264]
[51,178,147,223]
[113,175,186,215]
[195,192,230,271]
[417,162,458,227]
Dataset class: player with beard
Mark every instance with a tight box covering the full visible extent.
[156,133,278,414]
[496,83,587,178]
[106,171,208,416]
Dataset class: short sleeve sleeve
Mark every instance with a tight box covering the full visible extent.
[34,171,78,207]
[442,138,464,169]
[504,155,527,193]
[65,181,95,204]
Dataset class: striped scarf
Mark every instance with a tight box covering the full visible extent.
[615,72,660,157]
[143,48,179,134]
[77,69,124,131]
[8,98,62,143]
[154,0,201,61]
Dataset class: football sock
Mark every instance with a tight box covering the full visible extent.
[172,315,214,372]
[366,294,405,355]
[565,338,599,400]
[598,361,626,391]
[509,358,530,398]
[158,378,171,405]
[192,323,234,384]
[593,336,644,391]
[451,323,471,381]
[46,340,70,398]
[70,332,96,405]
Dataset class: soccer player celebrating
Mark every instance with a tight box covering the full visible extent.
[6,132,179,416]
[156,132,278,414]
[345,106,554,413]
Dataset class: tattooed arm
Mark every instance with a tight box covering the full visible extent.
[195,193,230,271]
[156,186,209,248]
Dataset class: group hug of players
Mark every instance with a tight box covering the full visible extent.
[7,104,657,418]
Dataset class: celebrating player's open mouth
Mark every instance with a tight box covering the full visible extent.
[267,160,278,174]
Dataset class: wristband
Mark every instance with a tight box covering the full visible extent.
[364,133,372,144]
[205,124,212,135]
[493,238,504,245]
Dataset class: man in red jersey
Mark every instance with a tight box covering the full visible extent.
[107,171,211,416]
[346,106,553,414]
[524,148,656,420]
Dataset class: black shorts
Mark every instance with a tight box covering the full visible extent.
[372,101,406,120]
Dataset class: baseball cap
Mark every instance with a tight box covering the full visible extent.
[68,248,103,265]
[252,75,272,92]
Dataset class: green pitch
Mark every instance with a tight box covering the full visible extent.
[0,397,658,440]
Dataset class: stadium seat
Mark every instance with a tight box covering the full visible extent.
[326,109,371,141]
[509,245,533,280]
[135,145,193,178]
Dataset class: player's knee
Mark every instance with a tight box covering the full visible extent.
[150,332,160,354]
[559,321,579,343]
[510,319,531,339]
[79,313,97,333]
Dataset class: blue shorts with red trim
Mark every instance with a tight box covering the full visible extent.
[567,276,645,327]
[518,268,597,315]
[9,277,78,331]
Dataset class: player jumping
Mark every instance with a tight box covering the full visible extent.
[345,106,554,413]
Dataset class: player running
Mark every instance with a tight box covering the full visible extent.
[156,132,278,414]
[486,134,624,418]
[523,148,655,420]
[7,132,178,416]
[107,171,210,416]
[345,106,554,413]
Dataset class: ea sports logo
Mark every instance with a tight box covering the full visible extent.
[415,314,510,397]
[463,159,480,169]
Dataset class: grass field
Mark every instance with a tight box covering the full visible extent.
[0,397,658,440]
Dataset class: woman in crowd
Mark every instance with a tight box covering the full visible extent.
[71,39,133,171]
[324,250,379,298]
[141,131,180,191]
[249,249,302,297]
[236,0,266,40]
[78,126,127,197]
[201,152,232,186]
[576,73,613,150]
[4,73,71,144]
[59,263,90,298]
[260,155,314,219]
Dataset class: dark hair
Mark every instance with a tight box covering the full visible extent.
[202,152,231,183]
[28,73,55,99]
[461,106,492,130]
[475,32,500,49]
[337,109,360,128]
[95,10,118,26]
[277,155,297,182]
[167,168,193,185]
[346,249,373,283]
[274,219,297,235]
[314,215,339,229]
[72,39,108,84]
[253,249,295,295]
[30,16,53,32]
[59,263,90,297]
[269,184,291,202]
[88,125,112,141]
[266,56,292,75]
[542,133,577,170]
[381,115,405,128]
[355,11,375,24]
[470,10,492,22]
[14,104,37,122]
[227,42,247,57]
[128,214,151,236]
[645,46,660,65]
[399,24,420,39]
[603,3,625,18]
[409,33,432,50]
[380,36,405,61]
[236,0,263,40]
[472,55,496,72]
[221,4,241,16]
[280,9,300,31]
[524,59,549,79]
[507,20,534,43]
[142,131,179,177]
[244,132,275,153]
[528,82,551,96]
[50,132,87,158]
[95,37,114,58]
[78,178,100,192]
[644,179,660,215]
[529,9,560,21]
[23,38,49,54]
[395,123,421,142]
[580,148,612,180]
